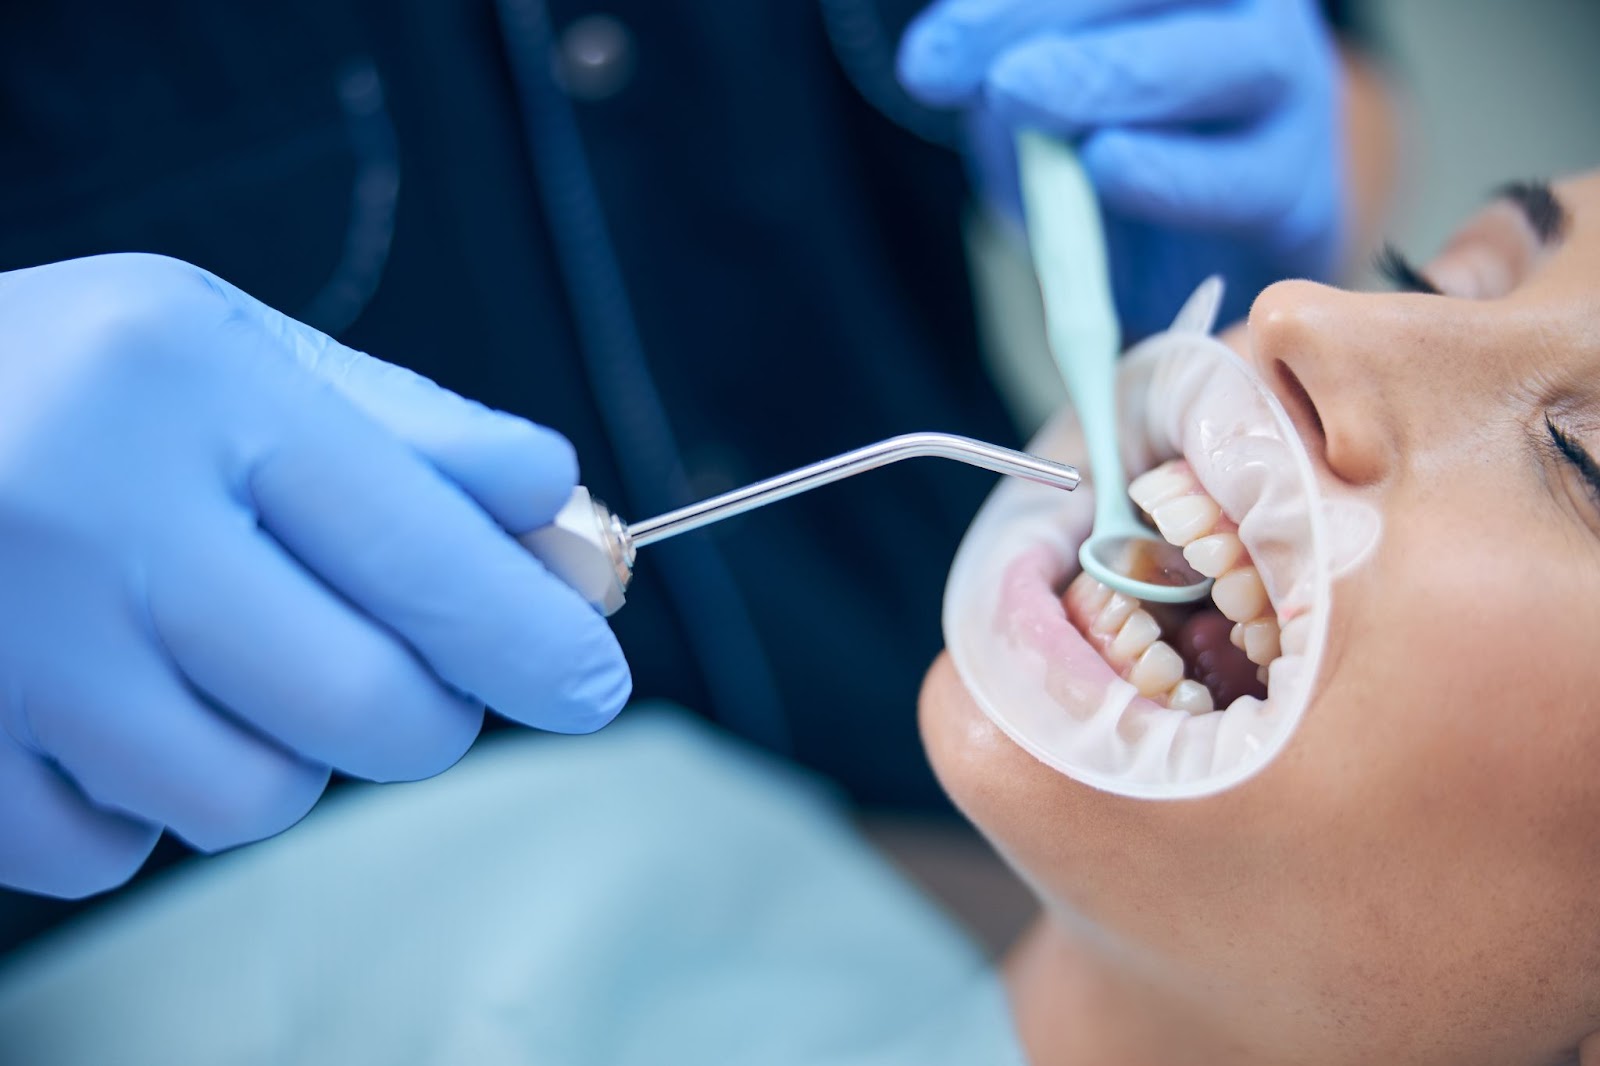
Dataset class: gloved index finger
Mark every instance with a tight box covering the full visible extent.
[897,0,1188,106]
[984,5,1297,134]
[248,374,630,735]
[205,270,578,534]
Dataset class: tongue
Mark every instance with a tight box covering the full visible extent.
[1177,612,1266,708]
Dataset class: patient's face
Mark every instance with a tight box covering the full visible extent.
[922,171,1600,1063]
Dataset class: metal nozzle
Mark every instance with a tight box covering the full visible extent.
[625,432,1080,549]
[521,433,1079,617]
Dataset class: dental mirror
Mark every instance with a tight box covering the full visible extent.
[1016,130,1212,604]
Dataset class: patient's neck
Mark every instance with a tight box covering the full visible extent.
[1003,917,1276,1066]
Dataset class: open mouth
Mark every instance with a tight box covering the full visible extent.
[1064,457,1307,717]
[941,291,1336,798]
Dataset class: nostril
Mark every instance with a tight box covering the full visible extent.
[1273,359,1325,448]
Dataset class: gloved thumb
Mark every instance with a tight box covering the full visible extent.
[211,276,578,533]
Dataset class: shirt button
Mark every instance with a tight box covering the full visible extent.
[554,14,635,101]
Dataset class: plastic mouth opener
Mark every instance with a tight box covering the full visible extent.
[518,432,1081,615]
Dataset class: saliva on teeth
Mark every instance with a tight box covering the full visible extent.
[1063,458,1301,714]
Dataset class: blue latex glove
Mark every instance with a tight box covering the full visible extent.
[0,254,631,899]
[897,0,1343,336]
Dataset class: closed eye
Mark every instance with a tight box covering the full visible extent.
[1545,416,1600,511]
[1374,243,1442,296]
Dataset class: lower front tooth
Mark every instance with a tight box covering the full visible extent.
[1093,592,1138,636]
[1109,609,1161,664]
[1280,614,1312,656]
[1067,572,1112,618]
[1129,641,1185,698]
[1166,679,1214,713]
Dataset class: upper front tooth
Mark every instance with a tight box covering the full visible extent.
[1182,532,1243,578]
[1212,566,1268,622]
[1128,463,1194,513]
[1128,641,1185,697]
[1151,494,1221,546]
[1109,609,1161,664]
[1242,618,1281,665]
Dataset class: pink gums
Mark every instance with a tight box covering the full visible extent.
[993,542,1166,718]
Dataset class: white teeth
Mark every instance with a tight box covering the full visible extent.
[1150,494,1222,547]
[1241,614,1280,665]
[1211,566,1268,623]
[1093,592,1138,636]
[1182,532,1243,578]
[1076,573,1113,616]
[1166,679,1214,714]
[1279,614,1311,656]
[1076,466,1299,718]
[1129,641,1185,698]
[1109,609,1161,665]
[1128,463,1194,512]
[1242,618,1281,666]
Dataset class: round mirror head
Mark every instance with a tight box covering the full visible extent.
[1079,533,1212,604]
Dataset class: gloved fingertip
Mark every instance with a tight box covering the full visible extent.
[1080,130,1197,225]
[984,41,1046,104]
[436,414,579,533]
[500,417,580,523]
[561,660,632,735]
[558,621,632,733]
[38,821,162,900]
[896,20,979,106]
[981,45,1091,141]
[502,619,631,735]
[523,419,579,483]
[177,757,330,855]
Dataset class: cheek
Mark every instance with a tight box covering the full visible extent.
[1254,504,1600,1026]
[1329,502,1600,817]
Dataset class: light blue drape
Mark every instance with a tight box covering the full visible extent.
[0,707,1026,1066]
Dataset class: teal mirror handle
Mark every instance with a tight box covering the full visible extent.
[1015,130,1137,539]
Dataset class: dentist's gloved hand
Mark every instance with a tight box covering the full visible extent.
[898,0,1343,336]
[0,254,631,899]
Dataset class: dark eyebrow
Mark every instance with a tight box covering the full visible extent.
[1494,180,1569,244]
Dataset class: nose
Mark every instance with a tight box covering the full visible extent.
[1246,280,1491,487]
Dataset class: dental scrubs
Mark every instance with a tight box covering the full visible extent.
[0,708,1026,1066]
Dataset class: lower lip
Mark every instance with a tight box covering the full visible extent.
[995,540,1168,719]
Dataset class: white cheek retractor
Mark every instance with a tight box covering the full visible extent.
[942,280,1375,799]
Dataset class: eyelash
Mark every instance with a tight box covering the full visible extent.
[1374,243,1442,295]
[1544,416,1600,509]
